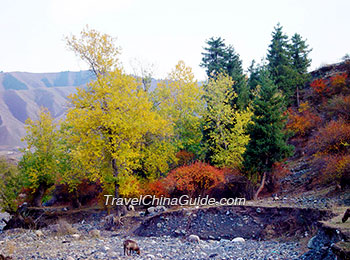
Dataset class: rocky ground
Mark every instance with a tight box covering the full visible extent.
[0,224,303,260]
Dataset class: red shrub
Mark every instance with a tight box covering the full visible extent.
[175,150,195,166]
[311,78,329,95]
[165,161,225,197]
[142,179,171,197]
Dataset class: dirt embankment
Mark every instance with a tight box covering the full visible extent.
[134,205,334,240]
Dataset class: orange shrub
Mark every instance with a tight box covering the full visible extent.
[308,120,350,156]
[287,102,322,136]
[165,161,225,197]
[331,73,348,94]
[314,155,350,185]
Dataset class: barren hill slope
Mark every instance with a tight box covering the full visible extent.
[0,70,94,149]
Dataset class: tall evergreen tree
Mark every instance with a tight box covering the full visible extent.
[243,69,293,200]
[201,37,229,78]
[289,33,312,106]
[267,23,295,102]
[200,37,248,108]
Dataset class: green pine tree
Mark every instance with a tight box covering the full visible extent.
[289,33,312,106]
[200,37,248,108]
[243,69,293,200]
[266,23,296,103]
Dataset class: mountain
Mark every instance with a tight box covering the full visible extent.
[0,70,95,150]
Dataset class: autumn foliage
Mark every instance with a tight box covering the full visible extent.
[310,78,328,96]
[175,150,195,166]
[287,102,321,136]
[308,120,350,156]
[331,72,348,94]
[166,161,225,197]
[310,73,348,99]
[308,119,350,185]
[144,162,225,198]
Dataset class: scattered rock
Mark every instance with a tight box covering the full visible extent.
[307,236,318,249]
[188,234,200,243]
[88,229,100,238]
[232,237,245,243]
[35,230,44,237]
[71,234,80,239]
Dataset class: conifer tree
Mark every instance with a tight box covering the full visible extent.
[200,37,248,108]
[267,23,295,102]
[289,33,312,106]
[243,70,293,200]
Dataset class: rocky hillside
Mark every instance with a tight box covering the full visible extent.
[0,71,94,149]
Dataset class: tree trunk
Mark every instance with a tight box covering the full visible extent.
[32,183,48,207]
[72,190,81,209]
[254,172,267,201]
[111,158,126,216]
[112,158,120,199]
[296,86,300,108]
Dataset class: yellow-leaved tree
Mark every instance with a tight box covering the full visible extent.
[153,61,204,156]
[19,108,60,206]
[66,28,173,205]
[204,73,252,168]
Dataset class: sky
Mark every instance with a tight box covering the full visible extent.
[0,0,349,81]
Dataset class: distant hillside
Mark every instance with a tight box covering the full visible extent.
[0,70,95,149]
[0,71,164,150]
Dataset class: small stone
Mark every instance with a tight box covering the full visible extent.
[157,223,162,228]
[89,229,100,238]
[72,234,80,239]
[256,208,262,213]
[307,236,317,249]
[232,237,245,243]
[35,230,44,237]
[146,254,155,259]
[188,234,200,243]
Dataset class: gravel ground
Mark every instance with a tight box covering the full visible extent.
[0,225,303,260]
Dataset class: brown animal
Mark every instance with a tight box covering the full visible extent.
[0,254,12,260]
[342,208,350,223]
[123,239,140,256]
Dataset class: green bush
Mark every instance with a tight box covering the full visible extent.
[0,157,24,214]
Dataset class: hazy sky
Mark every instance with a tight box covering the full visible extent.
[0,0,349,80]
